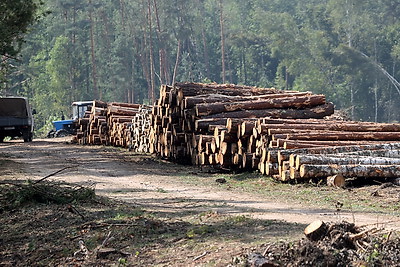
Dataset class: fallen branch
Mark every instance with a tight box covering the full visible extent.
[34,166,75,184]
[193,251,208,261]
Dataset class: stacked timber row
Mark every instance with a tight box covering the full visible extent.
[151,82,334,167]
[74,101,150,149]
[75,100,108,145]
[128,105,153,153]
[107,102,140,147]
[256,118,400,183]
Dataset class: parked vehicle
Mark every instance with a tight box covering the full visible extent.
[47,101,92,137]
[0,97,35,142]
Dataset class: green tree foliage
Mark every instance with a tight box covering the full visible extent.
[0,0,43,86]
[3,0,400,135]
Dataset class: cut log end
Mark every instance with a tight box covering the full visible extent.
[304,220,327,241]
[327,174,346,188]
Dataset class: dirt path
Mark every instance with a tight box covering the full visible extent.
[1,138,399,230]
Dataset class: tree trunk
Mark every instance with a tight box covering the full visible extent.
[195,95,326,116]
[295,154,400,170]
[258,121,400,134]
[202,103,334,120]
[185,92,310,109]
[88,0,99,99]
[273,131,400,141]
[219,0,226,83]
[300,164,400,179]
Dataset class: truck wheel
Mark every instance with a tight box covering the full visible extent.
[56,129,69,137]
[23,131,33,142]
[47,130,55,138]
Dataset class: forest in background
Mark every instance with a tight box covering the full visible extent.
[1,0,400,135]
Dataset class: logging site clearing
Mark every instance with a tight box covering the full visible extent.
[1,138,400,266]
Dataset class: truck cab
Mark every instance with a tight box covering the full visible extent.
[0,97,35,142]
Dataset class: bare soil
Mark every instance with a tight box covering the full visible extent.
[1,138,400,266]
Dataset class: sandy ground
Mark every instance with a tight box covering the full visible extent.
[1,138,399,230]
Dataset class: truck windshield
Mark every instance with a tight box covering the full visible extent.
[0,98,28,117]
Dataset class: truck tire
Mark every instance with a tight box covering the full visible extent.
[55,129,69,137]
[23,131,33,142]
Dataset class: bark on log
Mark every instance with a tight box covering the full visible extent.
[304,220,328,241]
[273,132,400,141]
[195,95,326,116]
[300,164,400,179]
[277,143,400,163]
[202,103,334,120]
[327,174,346,188]
[281,140,388,149]
[184,91,311,109]
[258,122,400,133]
[295,154,400,170]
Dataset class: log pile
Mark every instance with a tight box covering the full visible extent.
[150,82,335,167]
[107,102,140,147]
[74,101,152,152]
[255,118,400,183]
[75,100,108,145]
[128,105,153,153]
[151,82,400,184]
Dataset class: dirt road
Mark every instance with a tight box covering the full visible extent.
[1,138,399,230]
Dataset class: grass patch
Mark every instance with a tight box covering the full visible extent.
[200,172,400,215]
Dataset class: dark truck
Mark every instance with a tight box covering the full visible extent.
[0,97,35,142]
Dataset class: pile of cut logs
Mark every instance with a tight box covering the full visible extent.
[151,82,400,184]
[74,101,152,152]
[128,105,153,153]
[75,100,108,145]
[150,82,334,165]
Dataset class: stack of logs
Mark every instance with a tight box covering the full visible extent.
[75,100,108,145]
[151,82,400,184]
[128,105,153,153]
[74,101,152,152]
[151,82,334,165]
[255,119,400,183]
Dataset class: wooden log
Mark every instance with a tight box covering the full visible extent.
[108,102,141,109]
[226,118,258,134]
[259,122,400,133]
[281,140,388,149]
[195,95,326,116]
[294,154,400,170]
[304,220,327,241]
[239,122,256,138]
[184,92,312,109]
[277,143,400,164]
[300,164,400,179]
[202,102,334,120]
[175,82,282,99]
[327,174,346,187]
[273,131,400,141]
[266,163,279,176]
[195,118,229,132]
